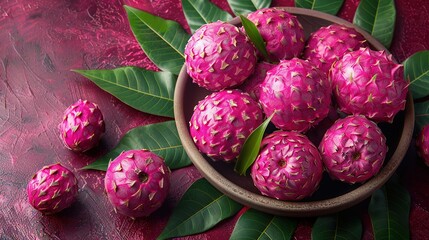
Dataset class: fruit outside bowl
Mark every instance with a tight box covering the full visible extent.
[174,7,415,217]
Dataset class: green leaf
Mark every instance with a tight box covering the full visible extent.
[404,50,429,100]
[235,114,273,175]
[368,176,411,240]
[239,15,270,63]
[353,0,396,49]
[227,0,272,15]
[82,121,191,171]
[294,0,344,15]
[157,178,242,240]
[414,101,429,131]
[230,208,297,240]
[312,210,362,240]
[182,0,232,33]
[73,67,175,118]
[124,5,190,75]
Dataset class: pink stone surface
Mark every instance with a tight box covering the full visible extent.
[0,0,428,239]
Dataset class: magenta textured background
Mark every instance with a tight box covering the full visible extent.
[0,0,428,239]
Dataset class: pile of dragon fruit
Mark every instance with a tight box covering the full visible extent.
[27,99,170,218]
[186,8,409,201]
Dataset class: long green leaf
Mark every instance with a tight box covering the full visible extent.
[312,210,362,240]
[73,67,175,118]
[82,121,191,171]
[368,176,411,240]
[235,114,273,175]
[239,15,270,61]
[227,0,272,15]
[414,101,429,131]
[124,5,190,75]
[295,0,344,15]
[182,0,232,33]
[157,178,242,240]
[353,0,396,49]
[404,50,429,100]
[230,208,297,240]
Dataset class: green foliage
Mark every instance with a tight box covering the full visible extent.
[82,121,191,171]
[353,0,396,49]
[125,5,190,75]
[312,210,362,240]
[227,0,272,15]
[230,208,297,240]
[295,0,344,15]
[73,67,176,118]
[157,178,242,240]
[404,50,429,100]
[182,0,232,33]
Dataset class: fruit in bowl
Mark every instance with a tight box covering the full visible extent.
[174,7,414,217]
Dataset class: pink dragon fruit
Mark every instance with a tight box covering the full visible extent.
[189,89,263,162]
[59,99,105,152]
[27,163,78,214]
[184,21,257,91]
[104,149,171,218]
[245,8,305,61]
[303,24,368,74]
[238,61,275,100]
[319,115,387,184]
[416,125,429,167]
[251,131,324,201]
[330,48,408,123]
[259,58,331,132]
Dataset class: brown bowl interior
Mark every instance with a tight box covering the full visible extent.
[174,7,415,217]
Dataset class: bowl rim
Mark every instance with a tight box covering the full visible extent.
[174,7,415,217]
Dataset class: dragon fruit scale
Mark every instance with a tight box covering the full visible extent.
[303,24,368,74]
[330,48,408,123]
[416,125,429,167]
[27,163,78,214]
[245,8,305,61]
[259,58,332,132]
[59,99,105,152]
[319,115,387,184]
[184,21,257,91]
[189,89,263,162]
[104,149,171,218]
[251,131,324,201]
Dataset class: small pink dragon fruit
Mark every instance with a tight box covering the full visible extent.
[330,48,408,122]
[259,58,331,132]
[184,21,257,91]
[238,61,275,100]
[416,125,429,167]
[245,8,305,61]
[251,131,324,201]
[190,89,263,162]
[27,163,78,214]
[59,99,105,152]
[104,149,171,218]
[303,24,368,74]
[319,115,387,184]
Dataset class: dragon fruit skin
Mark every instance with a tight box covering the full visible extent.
[330,48,408,123]
[416,125,429,167]
[59,99,105,152]
[104,149,171,218]
[184,21,257,91]
[189,89,263,162]
[238,61,275,100]
[303,24,368,74]
[251,131,324,201]
[246,8,305,61]
[259,58,332,132]
[319,115,387,184]
[27,163,78,214]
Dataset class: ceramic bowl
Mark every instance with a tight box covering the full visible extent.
[174,7,414,217]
